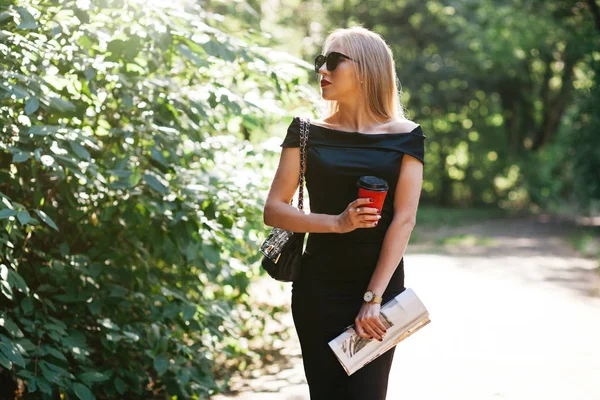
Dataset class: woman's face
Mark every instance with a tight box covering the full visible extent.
[317,45,360,101]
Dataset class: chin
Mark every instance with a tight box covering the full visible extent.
[321,92,336,101]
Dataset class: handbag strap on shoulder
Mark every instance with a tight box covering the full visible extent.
[297,117,310,210]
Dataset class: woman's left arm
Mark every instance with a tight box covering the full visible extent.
[354,154,424,340]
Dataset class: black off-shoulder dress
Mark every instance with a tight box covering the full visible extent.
[280,116,426,400]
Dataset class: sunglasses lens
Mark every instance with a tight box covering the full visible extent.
[327,53,341,71]
[315,55,326,73]
[315,53,348,74]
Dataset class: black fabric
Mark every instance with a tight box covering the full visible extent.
[281,116,426,282]
[292,277,403,400]
[279,116,426,399]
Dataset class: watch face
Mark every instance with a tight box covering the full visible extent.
[363,291,374,302]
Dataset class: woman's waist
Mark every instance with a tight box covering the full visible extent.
[302,236,387,273]
[305,235,383,258]
[306,229,387,246]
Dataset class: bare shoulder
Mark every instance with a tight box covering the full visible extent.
[386,118,419,133]
[310,118,333,129]
[309,117,419,133]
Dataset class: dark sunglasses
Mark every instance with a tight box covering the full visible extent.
[314,52,356,74]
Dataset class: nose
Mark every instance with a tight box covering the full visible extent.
[318,63,329,78]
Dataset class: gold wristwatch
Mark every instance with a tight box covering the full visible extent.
[363,290,382,304]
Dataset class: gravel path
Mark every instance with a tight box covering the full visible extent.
[212,217,600,400]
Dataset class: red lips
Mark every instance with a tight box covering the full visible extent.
[320,79,331,87]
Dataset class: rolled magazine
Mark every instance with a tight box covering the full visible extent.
[328,288,431,376]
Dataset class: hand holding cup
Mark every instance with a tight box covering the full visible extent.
[336,198,381,234]
[357,176,389,212]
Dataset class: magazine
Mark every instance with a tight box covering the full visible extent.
[328,288,431,376]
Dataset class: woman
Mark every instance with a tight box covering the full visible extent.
[263,26,425,400]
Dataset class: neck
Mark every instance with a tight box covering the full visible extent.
[333,97,383,132]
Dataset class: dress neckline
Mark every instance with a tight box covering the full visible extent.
[306,119,421,136]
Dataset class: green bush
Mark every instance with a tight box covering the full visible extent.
[0,0,310,398]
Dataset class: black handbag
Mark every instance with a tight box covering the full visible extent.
[260,117,310,282]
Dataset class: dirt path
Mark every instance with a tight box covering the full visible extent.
[212,217,600,400]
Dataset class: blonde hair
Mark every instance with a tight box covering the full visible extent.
[320,26,405,122]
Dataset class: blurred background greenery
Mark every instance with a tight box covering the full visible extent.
[0,0,598,398]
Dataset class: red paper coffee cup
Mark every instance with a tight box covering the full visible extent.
[357,176,389,212]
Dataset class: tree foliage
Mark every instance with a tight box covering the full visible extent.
[0,0,311,398]
[318,0,600,211]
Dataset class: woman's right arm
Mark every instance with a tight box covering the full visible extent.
[263,147,379,233]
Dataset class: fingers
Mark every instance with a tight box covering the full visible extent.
[357,207,380,228]
[360,213,381,221]
[355,318,386,341]
[352,199,380,215]
[368,320,387,338]
[355,322,371,340]
[363,324,382,341]
[354,206,380,215]
[354,197,376,207]
[341,199,382,233]
[366,317,387,340]
[360,220,379,229]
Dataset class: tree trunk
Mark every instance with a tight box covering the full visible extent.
[531,50,576,151]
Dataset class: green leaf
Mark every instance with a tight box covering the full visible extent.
[109,286,127,297]
[107,169,131,178]
[107,39,125,55]
[29,125,60,136]
[39,360,73,383]
[62,330,87,347]
[69,141,91,160]
[182,304,196,321]
[7,270,29,294]
[3,83,28,99]
[17,210,33,225]
[16,7,38,30]
[0,11,13,23]
[114,377,126,394]
[21,297,34,315]
[1,281,13,300]
[78,371,109,386]
[0,337,27,367]
[153,354,169,376]
[25,97,40,114]
[0,209,16,219]
[17,369,35,380]
[87,299,102,315]
[83,66,96,81]
[59,243,69,257]
[201,38,222,58]
[106,37,140,61]
[48,97,76,112]
[27,377,37,393]
[202,243,221,266]
[33,210,58,231]
[16,338,36,352]
[12,151,30,163]
[45,346,67,361]
[151,147,170,168]
[36,284,56,293]
[73,9,89,24]
[0,314,23,338]
[143,173,169,194]
[37,377,52,395]
[73,383,95,400]
[0,352,11,369]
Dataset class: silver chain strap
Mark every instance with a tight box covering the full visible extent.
[297,117,310,210]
